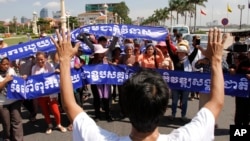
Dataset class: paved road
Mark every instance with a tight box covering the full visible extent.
[0,95,235,141]
[0,34,235,141]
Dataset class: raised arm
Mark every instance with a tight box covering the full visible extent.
[51,29,83,123]
[107,36,119,52]
[188,47,198,64]
[166,35,178,63]
[78,33,95,52]
[203,28,227,120]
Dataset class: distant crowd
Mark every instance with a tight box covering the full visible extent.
[0,29,249,141]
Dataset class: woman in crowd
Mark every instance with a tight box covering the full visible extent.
[32,51,66,134]
[166,35,199,121]
[0,56,23,141]
[155,41,174,70]
[19,56,37,122]
[136,43,164,69]
[88,44,113,121]
[110,44,122,101]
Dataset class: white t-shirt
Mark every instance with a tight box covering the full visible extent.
[0,68,17,105]
[73,108,215,141]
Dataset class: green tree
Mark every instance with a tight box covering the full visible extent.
[179,0,195,25]
[189,0,207,32]
[68,16,80,30]
[0,21,5,33]
[37,18,51,33]
[113,1,132,24]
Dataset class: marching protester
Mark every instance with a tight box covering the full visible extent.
[195,52,229,128]
[88,44,114,121]
[51,27,226,141]
[170,28,179,45]
[0,38,8,48]
[78,33,119,122]
[136,43,164,69]
[119,43,138,67]
[19,55,37,122]
[110,43,122,101]
[31,51,67,134]
[229,50,250,126]
[0,56,23,141]
[166,35,199,121]
[155,41,174,70]
[190,35,204,100]
[226,36,242,68]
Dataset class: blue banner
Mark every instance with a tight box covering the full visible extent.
[72,24,168,42]
[7,64,250,100]
[8,69,83,99]
[0,24,167,61]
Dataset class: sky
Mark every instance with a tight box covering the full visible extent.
[0,0,249,26]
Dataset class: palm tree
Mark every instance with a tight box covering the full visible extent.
[169,0,186,24]
[180,1,195,25]
[161,7,170,26]
[189,0,207,32]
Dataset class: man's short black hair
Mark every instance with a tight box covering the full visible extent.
[97,36,107,43]
[176,33,183,38]
[121,69,169,132]
[235,36,240,42]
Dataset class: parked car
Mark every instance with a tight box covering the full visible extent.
[183,34,208,50]
[169,25,190,37]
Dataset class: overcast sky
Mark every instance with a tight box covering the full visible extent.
[0,0,249,26]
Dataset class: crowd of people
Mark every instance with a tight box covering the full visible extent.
[0,28,249,141]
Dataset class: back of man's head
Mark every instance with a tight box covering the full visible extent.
[235,36,240,42]
[173,28,178,34]
[97,36,107,43]
[121,69,169,133]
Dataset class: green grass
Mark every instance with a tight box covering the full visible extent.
[4,37,30,46]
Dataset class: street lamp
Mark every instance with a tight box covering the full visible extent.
[102,3,108,24]
[66,11,70,29]
[32,11,38,35]
[60,0,67,29]
[238,4,245,29]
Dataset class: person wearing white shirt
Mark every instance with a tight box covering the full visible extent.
[51,28,227,141]
[0,57,23,141]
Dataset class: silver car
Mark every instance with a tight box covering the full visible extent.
[183,34,208,49]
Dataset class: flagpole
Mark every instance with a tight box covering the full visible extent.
[212,6,214,27]
[227,3,228,19]
[200,10,201,26]
[248,0,249,25]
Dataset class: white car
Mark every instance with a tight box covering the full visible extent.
[183,34,208,49]
[170,25,190,37]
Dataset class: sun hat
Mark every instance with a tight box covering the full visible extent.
[93,44,108,54]
[156,41,166,47]
[176,40,189,53]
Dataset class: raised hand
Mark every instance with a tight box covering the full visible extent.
[50,29,80,62]
[5,74,13,82]
[202,28,227,61]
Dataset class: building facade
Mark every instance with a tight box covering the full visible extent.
[40,8,49,18]
[78,12,115,25]
[21,16,30,24]
[52,11,61,20]
[85,3,119,13]
[78,3,120,26]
